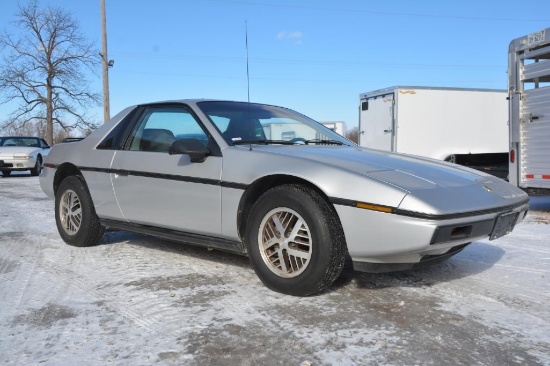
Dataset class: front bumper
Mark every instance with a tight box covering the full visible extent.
[0,157,36,170]
[353,243,470,273]
[335,200,529,273]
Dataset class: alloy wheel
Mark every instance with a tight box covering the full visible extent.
[257,207,312,278]
[59,189,82,235]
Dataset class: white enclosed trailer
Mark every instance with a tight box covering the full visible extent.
[262,122,318,141]
[508,27,550,190]
[359,86,509,178]
[320,121,347,136]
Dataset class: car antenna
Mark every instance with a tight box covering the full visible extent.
[246,21,251,105]
[245,21,252,151]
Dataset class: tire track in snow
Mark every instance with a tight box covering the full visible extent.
[0,235,50,339]
[95,239,257,334]
[31,234,262,336]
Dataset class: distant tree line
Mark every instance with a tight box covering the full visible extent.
[345,126,359,144]
[0,118,92,144]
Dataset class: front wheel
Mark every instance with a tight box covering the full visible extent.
[1,170,11,177]
[30,156,42,176]
[55,175,104,247]
[245,185,347,296]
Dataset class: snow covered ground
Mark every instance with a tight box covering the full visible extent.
[1,174,549,365]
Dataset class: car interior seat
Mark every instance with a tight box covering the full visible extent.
[223,118,265,143]
[140,128,176,152]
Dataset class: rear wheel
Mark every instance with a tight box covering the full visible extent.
[245,185,347,296]
[55,175,104,247]
[1,170,11,177]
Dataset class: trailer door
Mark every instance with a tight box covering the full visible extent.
[359,93,394,151]
[509,29,550,189]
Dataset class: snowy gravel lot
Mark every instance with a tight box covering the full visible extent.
[1,174,549,365]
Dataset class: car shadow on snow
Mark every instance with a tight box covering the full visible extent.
[1,173,34,178]
[331,242,506,291]
[99,228,505,293]
[99,228,252,269]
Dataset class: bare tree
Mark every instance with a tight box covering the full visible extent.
[0,0,100,145]
[345,126,359,144]
[0,118,41,136]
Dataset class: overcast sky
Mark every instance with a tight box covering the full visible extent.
[1,0,549,129]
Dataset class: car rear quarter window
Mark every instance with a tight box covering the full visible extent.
[97,108,139,150]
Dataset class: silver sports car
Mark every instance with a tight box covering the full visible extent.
[0,136,50,176]
[39,100,529,296]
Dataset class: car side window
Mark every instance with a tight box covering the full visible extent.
[128,106,208,153]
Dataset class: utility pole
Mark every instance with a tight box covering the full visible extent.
[100,0,110,123]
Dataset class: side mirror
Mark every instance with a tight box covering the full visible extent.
[169,138,209,163]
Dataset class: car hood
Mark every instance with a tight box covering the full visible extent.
[251,145,482,187]
[247,145,528,214]
[0,146,40,157]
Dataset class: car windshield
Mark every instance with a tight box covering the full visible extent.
[0,137,40,147]
[197,101,352,146]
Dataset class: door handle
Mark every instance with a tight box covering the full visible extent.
[529,114,540,122]
[384,129,392,133]
[114,170,129,177]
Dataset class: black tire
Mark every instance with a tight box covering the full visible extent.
[55,175,105,247]
[30,156,42,176]
[1,170,11,177]
[245,185,347,296]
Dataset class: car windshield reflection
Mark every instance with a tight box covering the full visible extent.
[197,101,351,146]
[0,137,41,147]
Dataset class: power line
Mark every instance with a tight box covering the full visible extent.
[113,69,505,85]
[205,0,550,22]
[110,51,505,70]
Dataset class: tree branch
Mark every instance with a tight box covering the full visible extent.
[0,0,100,144]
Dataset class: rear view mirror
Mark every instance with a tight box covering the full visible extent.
[169,139,209,163]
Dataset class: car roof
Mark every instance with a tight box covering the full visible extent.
[135,100,297,114]
[137,99,231,106]
[0,136,42,139]
[136,99,274,107]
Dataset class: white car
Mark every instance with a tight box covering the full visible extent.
[0,136,50,176]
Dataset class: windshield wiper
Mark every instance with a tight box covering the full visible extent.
[232,139,344,146]
[232,139,295,145]
[303,139,344,145]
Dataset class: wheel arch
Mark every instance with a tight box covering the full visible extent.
[53,163,84,195]
[236,174,343,242]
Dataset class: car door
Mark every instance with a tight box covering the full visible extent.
[110,105,222,236]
